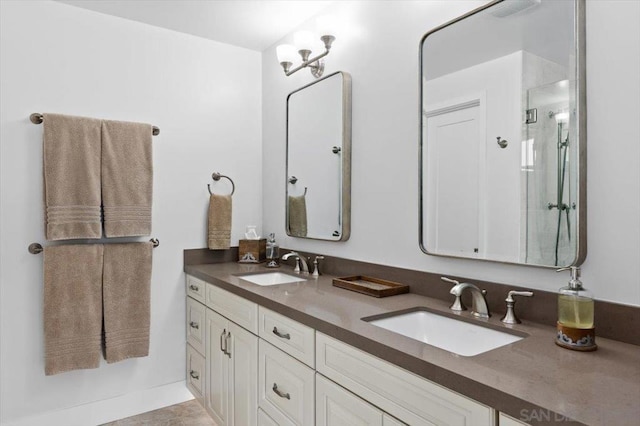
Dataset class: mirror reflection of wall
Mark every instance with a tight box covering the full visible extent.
[286,71,351,241]
[420,0,585,267]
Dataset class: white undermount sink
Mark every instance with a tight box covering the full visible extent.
[365,309,524,357]
[237,272,307,286]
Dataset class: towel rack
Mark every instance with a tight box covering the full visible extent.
[28,238,160,254]
[30,113,160,136]
[207,172,235,196]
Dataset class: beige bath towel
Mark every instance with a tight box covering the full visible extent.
[43,244,103,375]
[101,120,153,237]
[43,113,102,241]
[208,194,232,250]
[288,195,308,237]
[103,242,153,363]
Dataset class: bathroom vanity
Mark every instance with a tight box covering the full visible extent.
[184,260,640,426]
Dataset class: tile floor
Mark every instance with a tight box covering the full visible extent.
[100,400,216,426]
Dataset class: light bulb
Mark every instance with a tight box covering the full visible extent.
[294,31,315,52]
[316,15,336,37]
[276,44,297,64]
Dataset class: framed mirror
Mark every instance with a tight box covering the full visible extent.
[286,71,352,241]
[419,0,586,267]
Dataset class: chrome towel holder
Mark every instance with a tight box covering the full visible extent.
[28,238,160,254]
[208,172,235,196]
[30,113,160,136]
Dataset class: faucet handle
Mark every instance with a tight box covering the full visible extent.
[312,256,325,278]
[440,276,459,286]
[501,290,534,324]
[441,277,466,311]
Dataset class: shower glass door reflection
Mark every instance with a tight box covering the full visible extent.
[524,80,578,266]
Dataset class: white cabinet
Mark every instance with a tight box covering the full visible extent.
[205,308,258,426]
[187,297,206,355]
[259,339,315,426]
[316,332,494,426]
[316,373,406,426]
[499,412,530,426]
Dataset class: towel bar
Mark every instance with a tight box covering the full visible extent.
[30,113,160,136]
[28,238,160,254]
[207,172,235,196]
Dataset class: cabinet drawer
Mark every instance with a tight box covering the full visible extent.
[258,408,279,426]
[317,373,383,426]
[186,275,206,304]
[186,344,205,404]
[206,282,258,334]
[259,307,315,368]
[186,297,206,355]
[259,340,315,426]
[316,333,494,426]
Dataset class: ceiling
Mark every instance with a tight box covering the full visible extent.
[56,0,334,51]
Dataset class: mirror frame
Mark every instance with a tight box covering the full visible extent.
[285,71,352,241]
[418,0,587,267]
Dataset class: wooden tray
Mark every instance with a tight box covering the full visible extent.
[332,275,409,298]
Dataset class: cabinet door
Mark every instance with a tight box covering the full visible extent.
[206,309,229,426]
[228,321,258,426]
[316,373,383,426]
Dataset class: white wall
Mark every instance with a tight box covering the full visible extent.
[262,0,640,306]
[0,1,262,425]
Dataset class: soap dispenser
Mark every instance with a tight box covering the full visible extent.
[556,266,597,351]
[265,233,280,268]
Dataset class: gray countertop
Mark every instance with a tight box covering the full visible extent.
[185,262,640,426]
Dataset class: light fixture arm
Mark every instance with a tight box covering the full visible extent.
[284,47,330,77]
[279,34,335,78]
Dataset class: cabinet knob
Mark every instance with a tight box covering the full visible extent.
[189,321,199,329]
[189,370,199,380]
[272,383,291,400]
[189,284,199,291]
[272,326,291,340]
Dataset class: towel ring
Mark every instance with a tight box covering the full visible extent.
[208,172,235,196]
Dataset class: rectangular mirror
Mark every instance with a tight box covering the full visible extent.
[286,71,352,241]
[420,0,586,267]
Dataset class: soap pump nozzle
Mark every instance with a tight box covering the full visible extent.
[556,266,582,290]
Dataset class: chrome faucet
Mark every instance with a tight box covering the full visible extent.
[441,277,490,318]
[281,251,309,275]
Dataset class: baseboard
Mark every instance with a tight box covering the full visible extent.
[2,380,194,426]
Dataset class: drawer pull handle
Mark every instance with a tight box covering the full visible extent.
[272,327,291,340]
[189,284,199,291]
[189,370,200,380]
[189,321,199,329]
[220,329,227,354]
[272,383,290,400]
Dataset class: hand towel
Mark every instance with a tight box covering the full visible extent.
[103,242,153,363]
[208,194,232,250]
[288,195,308,237]
[43,113,102,240]
[101,120,153,237]
[43,244,103,375]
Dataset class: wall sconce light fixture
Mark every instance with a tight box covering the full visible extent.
[276,16,336,78]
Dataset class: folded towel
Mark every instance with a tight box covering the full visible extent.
[43,244,103,375]
[103,242,153,363]
[208,194,232,250]
[43,113,102,241]
[101,120,153,237]
[288,195,308,237]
